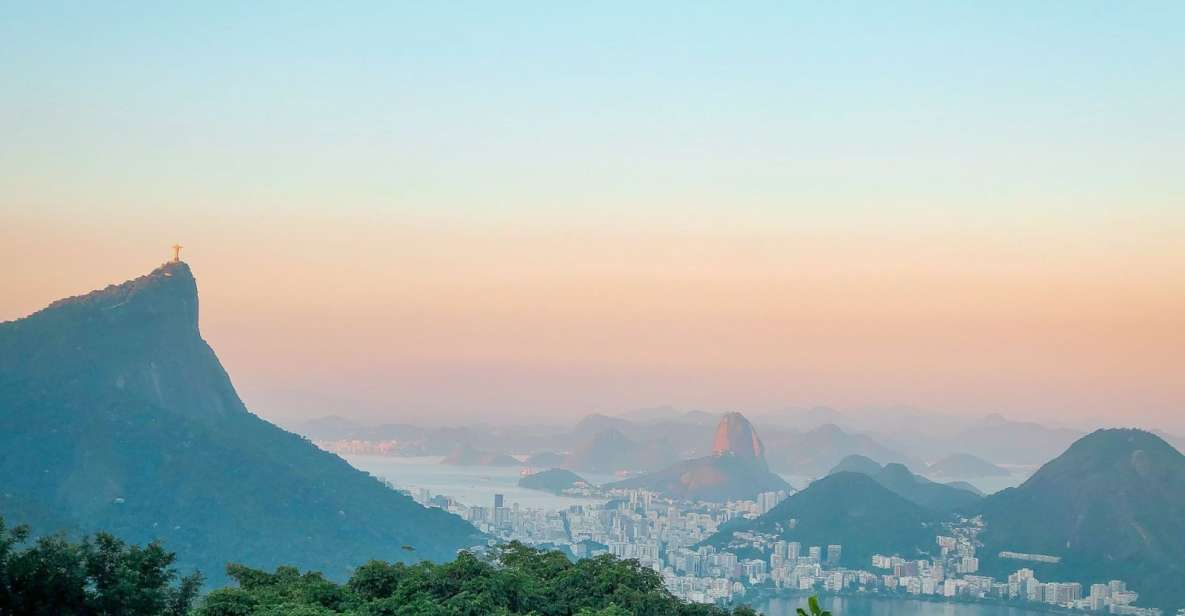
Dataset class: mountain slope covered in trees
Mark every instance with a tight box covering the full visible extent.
[0,262,483,585]
[974,429,1185,610]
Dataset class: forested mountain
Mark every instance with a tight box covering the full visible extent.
[974,429,1185,610]
[703,472,941,566]
[826,457,982,512]
[0,262,483,585]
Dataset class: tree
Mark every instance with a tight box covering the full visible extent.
[0,516,201,616]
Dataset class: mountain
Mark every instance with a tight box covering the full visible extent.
[826,458,981,512]
[944,480,984,496]
[518,468,591,494]
[974,429,1185,610]
[760,423,922,476]
[872,463,981,512]
[952,414,1083,465]
[712,412,767,468]
[828,454,884,476]
[0,262,483,585]
[524,451,566,467]
[570,413,636,441]
[702,472,941,566]
[440,443,521,467]
[563,428,679,474]
[1153,430,1185,454]
[606,413,790,502]
[926,452,1010,478]
[755,406,849,431]
[608,454,791,503]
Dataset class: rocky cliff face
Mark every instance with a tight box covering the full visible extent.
[712,412,768,468]
[0,262,243,421]
[0,262,484,585]
[607,412,789,501]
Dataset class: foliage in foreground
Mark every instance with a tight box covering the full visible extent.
[0,516,202,615]
[195,542,761,616]
[1,516,791,615]
[796,595,832,616]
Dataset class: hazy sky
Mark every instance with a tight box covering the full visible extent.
[3,3,1183,430]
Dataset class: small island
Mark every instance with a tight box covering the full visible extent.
[518,468,593,494]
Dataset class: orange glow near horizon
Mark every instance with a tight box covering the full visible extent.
[3,212,1183,431]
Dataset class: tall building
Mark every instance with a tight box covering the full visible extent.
[787,542,802,561]
[826,545,842,566]
[494,493,504,508]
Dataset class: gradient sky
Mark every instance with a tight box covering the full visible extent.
[2,3,1184,430]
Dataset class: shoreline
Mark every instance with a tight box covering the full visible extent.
[741,587,1085,616]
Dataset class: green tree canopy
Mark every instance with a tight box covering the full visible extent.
[0,516,201,616]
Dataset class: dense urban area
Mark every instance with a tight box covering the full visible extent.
[407,481,1168,616]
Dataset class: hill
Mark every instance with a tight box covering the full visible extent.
[563,428,679,474]
[703,472,942,566]
[518,468,591,494]
[440,443,521,466]
[826,458,982,512]
[606,413,790,502]
[608,454,791,503]
[761,424,922,475]
[828,454,883,476]
[872,463,982,512]
[0,262,483,585]
[952,414,1083,465]
[524,451,566,467]
[974,429,1185,611]
[944,480,984,496]
[926,453,1009,478]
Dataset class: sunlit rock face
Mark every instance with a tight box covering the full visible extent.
[712,412,768,469]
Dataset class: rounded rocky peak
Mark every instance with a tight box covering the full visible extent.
[712,412,766,461]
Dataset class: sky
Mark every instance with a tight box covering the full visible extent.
[2,3,1184,430]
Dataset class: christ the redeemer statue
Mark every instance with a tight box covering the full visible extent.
[171,244,183,263]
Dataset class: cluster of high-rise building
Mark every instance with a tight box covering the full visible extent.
[408,487,1160,615]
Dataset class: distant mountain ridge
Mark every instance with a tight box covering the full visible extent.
[953,414,1083,465]
[826,456,981,512]
[563,427,680,474]
[0,262,483,585]
[926,452,1010,478]
[760,423,923,476]
[441,443,521,467]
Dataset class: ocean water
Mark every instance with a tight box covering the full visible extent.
[343,454,617,510]
[754,595,1053,616]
